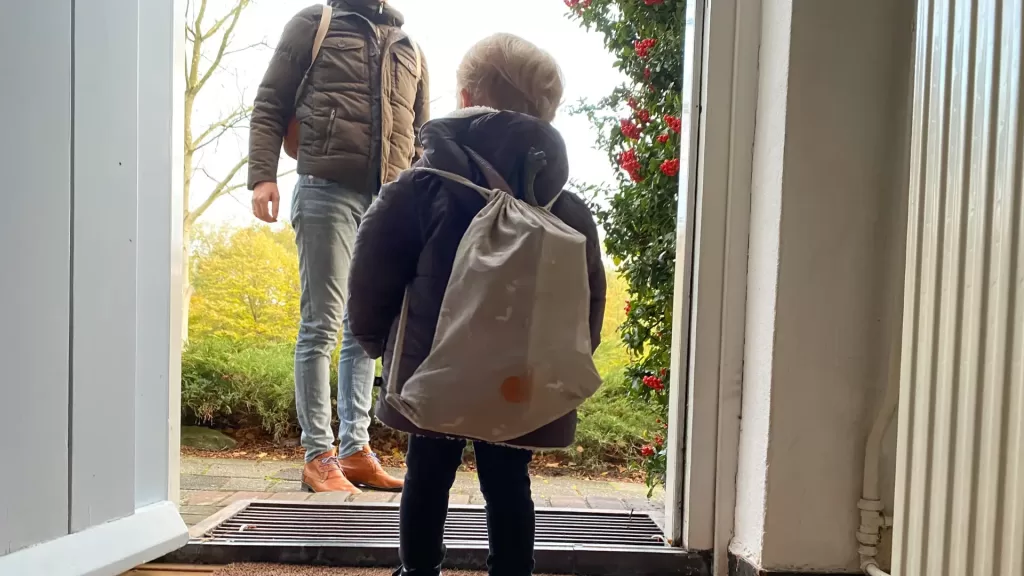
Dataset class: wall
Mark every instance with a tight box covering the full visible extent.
[731,0,914,572]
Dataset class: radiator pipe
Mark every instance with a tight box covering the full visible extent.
[857,308,902,576]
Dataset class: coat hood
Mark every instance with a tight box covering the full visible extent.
[328,0,404,26]
[418,107,570,209]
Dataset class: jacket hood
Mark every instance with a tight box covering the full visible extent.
[328,0,404,26]
[418,107,570,208]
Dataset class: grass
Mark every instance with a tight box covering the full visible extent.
[571,283,659,469]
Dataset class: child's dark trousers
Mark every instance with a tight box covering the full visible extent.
[396,434,535,576]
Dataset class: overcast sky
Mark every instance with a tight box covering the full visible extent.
[190,0,626,227]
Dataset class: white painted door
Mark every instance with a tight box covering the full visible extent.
[0,0,188,574]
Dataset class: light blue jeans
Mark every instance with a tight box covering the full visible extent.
[291,175,376,462]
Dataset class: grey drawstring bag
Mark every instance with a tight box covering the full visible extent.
[385,149,602,444]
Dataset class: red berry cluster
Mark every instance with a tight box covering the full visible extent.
[645,0,665,5]
[654,435,664,446]
[634,38,657,58]
[624,300,631,314]
[660,158,680,177]
[564,0,592,7]
[618,149,644,182]
[664,114,682,133]
[643,374,665,391]
[657,134,671,144]
[620,118,642,140]
[627,97,639,110]
[641,445,656,457]
[635,109,651,124]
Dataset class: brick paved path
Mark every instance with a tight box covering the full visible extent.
[180,456,665,529]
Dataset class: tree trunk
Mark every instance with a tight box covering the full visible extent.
[181,222,193,343]
[182,86,193,344]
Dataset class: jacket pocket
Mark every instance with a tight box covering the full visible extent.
[391,46,419,106]
[322,108,337,154]
[319,35,367,79]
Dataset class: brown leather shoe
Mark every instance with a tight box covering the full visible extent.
[340,446,405,492]
[302,450,362,494]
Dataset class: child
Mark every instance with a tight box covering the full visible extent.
[346,33,607,576]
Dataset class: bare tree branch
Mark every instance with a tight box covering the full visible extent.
[219,182,248,197]
[186,156,250,228]
[193,123,250,154]
[226,190,251,209]
[223,39,270,57]
[197,166,219,183]
[199,0,246,43]
[186,0,208,96]
[193,0,250,95]
[192,104,253,151]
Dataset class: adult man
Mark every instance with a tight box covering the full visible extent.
[248,0,428,493]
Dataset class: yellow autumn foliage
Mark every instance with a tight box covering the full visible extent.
[188,225,301,343]
[187,224,631,369]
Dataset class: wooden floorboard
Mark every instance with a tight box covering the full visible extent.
[124,564,221,575]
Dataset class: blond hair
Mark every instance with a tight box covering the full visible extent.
[456,33,564,122]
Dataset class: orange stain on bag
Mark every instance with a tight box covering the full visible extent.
[501,375,532,403]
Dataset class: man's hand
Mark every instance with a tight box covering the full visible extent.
[252,181,280,223]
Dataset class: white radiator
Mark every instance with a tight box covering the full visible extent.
[893,1,1024,575]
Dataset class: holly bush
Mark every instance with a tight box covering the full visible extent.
[563,0,685,487]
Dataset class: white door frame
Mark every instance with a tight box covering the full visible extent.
[668,0,760,573]
[664,0,705,546]
[0,0,187,573]
[135,0,186,509]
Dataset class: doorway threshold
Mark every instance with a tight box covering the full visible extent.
[159,501,709,576]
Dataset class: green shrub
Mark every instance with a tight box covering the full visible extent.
[572,369,661,468]
[182,273,657,471]
[181,337,300,440]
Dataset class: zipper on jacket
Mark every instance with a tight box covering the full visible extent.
[323,108,337,154]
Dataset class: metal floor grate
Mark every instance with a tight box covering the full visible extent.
[199,501,665,548]
[165,501,709,576]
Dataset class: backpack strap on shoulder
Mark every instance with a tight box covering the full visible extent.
[543,189,565,211]
[293,5,333,107]
[464,147,513,195]
[413,167,495,201]
[413,146,514,202]
[312,5,333,62]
